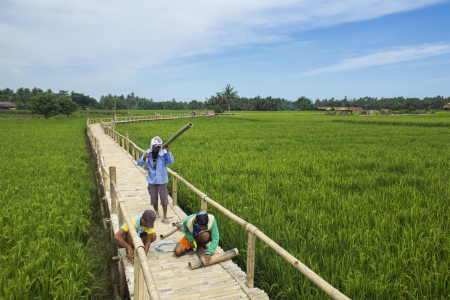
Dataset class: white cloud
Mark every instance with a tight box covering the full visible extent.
[299,43,450,76]
[0,0,447,97]
[424,77,450,83]
[0,0,445,67]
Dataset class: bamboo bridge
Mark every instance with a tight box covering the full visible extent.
[86,113,350,300]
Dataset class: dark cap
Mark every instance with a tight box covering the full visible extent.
[196,212,209,226]
[142,210,156,228]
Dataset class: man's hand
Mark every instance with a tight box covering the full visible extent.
[205,254,212,264]
[126,246,134,263]
[164,145,170,152]
[144,152,150,159]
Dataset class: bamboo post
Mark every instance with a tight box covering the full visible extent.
[172,176,177,206]
[246,232,256,288]
[188,248,239,270]
[110,167,116,214]
[132,144,135,162]
[134,248,145,300]
[201,196,207,212]
[122,136,124,149]
[126,133,129,154]
[102,167,109,193]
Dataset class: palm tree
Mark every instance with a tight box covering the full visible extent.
[215,93,226,113]
[206,95,216,110]
[220,84,239,114]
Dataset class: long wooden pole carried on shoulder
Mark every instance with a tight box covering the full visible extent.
[163,122,193,148]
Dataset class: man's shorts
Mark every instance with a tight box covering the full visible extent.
[148,183,169,206]
[179,236,200,250]
[115,232,147,248]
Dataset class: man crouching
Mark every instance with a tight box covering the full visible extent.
[114,210,157,263]
[174,212,219,264]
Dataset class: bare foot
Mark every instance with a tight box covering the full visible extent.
[162,217,170,225]
[155,211,160,219]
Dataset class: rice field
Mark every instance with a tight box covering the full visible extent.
[0,118,113,299]
[117,112,450,299]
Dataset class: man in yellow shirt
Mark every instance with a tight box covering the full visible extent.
[114,210,156,262]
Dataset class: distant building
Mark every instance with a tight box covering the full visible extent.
[443,103,450,110]
[0,102,18,110]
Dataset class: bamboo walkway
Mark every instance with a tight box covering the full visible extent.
[90,123,269,300]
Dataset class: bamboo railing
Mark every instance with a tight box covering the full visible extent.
[87,124,160,300]
[92,118,351,300]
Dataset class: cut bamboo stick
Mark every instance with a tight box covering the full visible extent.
[188,248,239,270]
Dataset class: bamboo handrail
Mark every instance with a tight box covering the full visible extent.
[166,168,350,300]
[112,181,160,300]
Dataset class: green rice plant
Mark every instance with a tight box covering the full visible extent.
[117,112,450,299]
[0,118,113,299]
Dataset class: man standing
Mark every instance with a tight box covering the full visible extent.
[174,212,219,264]
[138,136,174,225]
[114,210,156,263]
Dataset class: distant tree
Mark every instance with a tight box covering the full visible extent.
[205,95,216,110]
[215,93,226,113]
[29,92,59,118]
[58,96,78,117]
[220,84,239,114]
[296,96,313,111]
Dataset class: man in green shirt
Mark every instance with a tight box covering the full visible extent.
[174,212,219,263]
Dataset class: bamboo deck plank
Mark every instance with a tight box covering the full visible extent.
[90,123,269,300]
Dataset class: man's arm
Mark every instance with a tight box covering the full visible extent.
[114,228,134,261]
[165,150,174,165]
[138,152,150,166]
[183,217,195,243]
[206,219,219,256]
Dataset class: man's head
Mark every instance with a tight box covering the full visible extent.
[151,137,162,152]
[194,212,209,229]
[142,210,156,228]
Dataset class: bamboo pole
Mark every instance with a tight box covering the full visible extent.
[132,143,135,162]
[122,136,124,149]
[162,122,193,148]
[134,248,144,300]
[110,167,116,214]
[172,176,177,206]
[126,133,129,154]
[201,198,207,213]
[246,232,256,288]
[188,248,239,270]
[160,226,178,239]
[102,168,109,193]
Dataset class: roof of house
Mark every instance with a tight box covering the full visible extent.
[315,107,333,110]
[0,102,18,108]
[443,103,450,109]
[349,107,363,111]
[333,107,350,111]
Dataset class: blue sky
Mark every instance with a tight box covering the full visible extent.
[1,0,449,102]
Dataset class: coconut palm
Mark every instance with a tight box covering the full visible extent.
[220,84,239,114]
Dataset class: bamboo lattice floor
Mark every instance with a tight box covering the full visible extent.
[90,123,269,300]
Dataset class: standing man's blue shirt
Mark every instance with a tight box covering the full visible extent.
[138,152,174,184]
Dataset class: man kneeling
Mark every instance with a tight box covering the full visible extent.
[114,210,157,263]
[174,212,219,263]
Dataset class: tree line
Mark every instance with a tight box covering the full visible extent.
[1,87,449,114]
